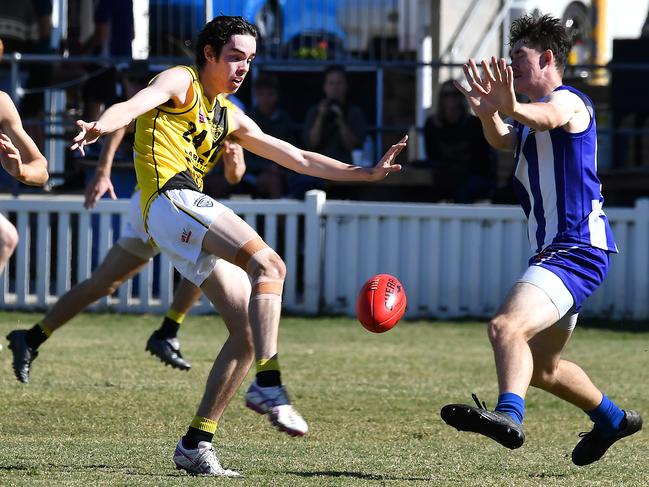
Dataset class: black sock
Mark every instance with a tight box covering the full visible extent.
[256,370,281,387]
[25,324,48,350]
[155,317,180,339]
[182,427,214,449]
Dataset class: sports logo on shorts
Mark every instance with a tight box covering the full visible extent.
[181,228,192,243]
[194,195,214,208]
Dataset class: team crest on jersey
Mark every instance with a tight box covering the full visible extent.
[194,195,214,208]
[212,122,224,142]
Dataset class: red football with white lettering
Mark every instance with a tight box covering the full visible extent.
[356,274,407,333]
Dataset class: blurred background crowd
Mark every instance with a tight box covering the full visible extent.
[1,0,648,206]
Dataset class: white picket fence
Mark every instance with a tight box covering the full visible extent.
[0,193,323,315]
[1,192,648,320]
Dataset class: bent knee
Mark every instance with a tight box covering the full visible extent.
[488,315,518,344]
[251,249,286,281]
[488,313,540,344]
[530,365,557,389]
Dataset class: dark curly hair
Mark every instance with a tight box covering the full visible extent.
[509,14,573,73]
[195,16,258,68]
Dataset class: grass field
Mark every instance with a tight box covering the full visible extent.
[0,312,647,486]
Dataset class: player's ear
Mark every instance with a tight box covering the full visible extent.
[541,49,554,69]
[204,45,217,63]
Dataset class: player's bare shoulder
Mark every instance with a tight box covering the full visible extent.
[548,89,590,133]
[150,66,195,105]
[229,109,257,135]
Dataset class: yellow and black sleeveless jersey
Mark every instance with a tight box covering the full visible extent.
[133,65,238,221]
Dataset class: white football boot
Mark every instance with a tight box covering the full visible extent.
[245,379,309,436]
[173,439,241,476]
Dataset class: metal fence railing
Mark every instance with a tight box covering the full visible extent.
[150,0,418,61]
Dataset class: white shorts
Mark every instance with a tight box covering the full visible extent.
[115,191,160,261]
[517,265,578,331]
[146,189,232,286]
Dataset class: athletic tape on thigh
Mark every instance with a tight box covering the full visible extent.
[234,237,268,270]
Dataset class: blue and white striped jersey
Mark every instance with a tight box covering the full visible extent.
[512,85,617,253]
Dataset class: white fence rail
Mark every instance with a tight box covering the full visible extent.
[0,193,323,315]
[1,192,648,320]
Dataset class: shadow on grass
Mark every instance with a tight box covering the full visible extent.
[289,470,432,481]
[528,472,567,479]
[28,463,182,478]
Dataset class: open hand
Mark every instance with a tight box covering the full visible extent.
[471,57,517,116]
[454,59,497,119]
[367,135,407,181]
[84,172,116,209]
[70,120,105,155]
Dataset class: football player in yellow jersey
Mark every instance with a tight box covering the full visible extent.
[71,15,407,476]
[6,124,247,383]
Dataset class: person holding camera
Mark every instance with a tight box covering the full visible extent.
[292,65,367,197]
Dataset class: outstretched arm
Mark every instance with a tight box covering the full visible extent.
[477,57,581,132]
[0,92,49,186]
[456,59,516,152]
[233,111,406,182]
[71,66,194,155]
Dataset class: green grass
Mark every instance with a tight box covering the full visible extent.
[0,312,648,486]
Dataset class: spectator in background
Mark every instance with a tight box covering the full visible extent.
[80,0,134,122]
[424,79,496,203]
[204,74,293,200]
[295,65,367,198]
[245,73,294,198]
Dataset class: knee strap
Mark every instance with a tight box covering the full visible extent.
[234,237,268,271]
[252,280,284,297]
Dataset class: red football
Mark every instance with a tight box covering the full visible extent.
[356,274,407,333]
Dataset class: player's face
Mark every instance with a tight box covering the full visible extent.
[213,34,256,94]
[510,40,544,95]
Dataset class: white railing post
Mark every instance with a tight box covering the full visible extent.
[303,190,326,314]
[633,198,649,319]
[35,212,51,306]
